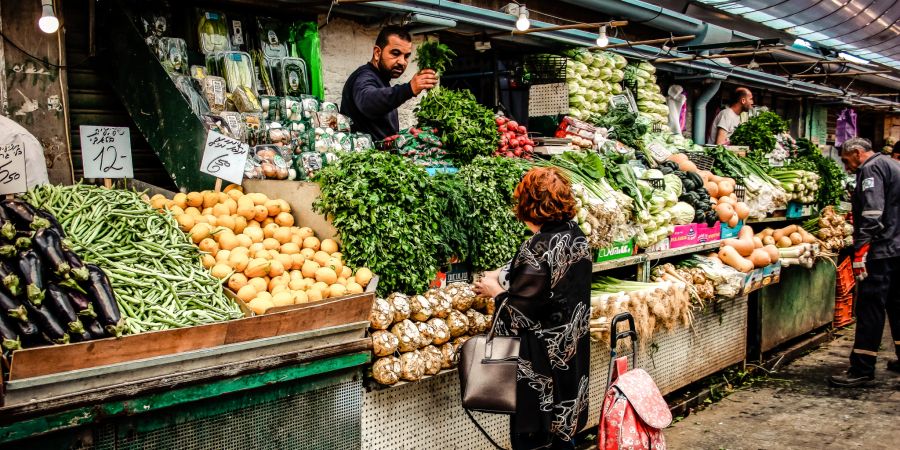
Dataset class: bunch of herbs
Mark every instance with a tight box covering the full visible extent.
[416,88,500,165]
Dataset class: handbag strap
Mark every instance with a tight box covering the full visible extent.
[464,409,507,450]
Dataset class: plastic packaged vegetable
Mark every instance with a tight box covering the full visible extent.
[201,76,227,113]
[276,57,309,96]
[156,37,188,74]
[198,11,230,54]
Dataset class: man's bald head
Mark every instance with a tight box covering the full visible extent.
[729,87,754,113]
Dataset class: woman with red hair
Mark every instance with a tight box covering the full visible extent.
[475,167,592,449]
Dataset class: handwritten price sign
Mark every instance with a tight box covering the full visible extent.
[80,126,133,178]
[0,142,26,195]
[199,131,249,185]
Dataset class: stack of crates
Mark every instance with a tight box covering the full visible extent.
[834,257,855,327]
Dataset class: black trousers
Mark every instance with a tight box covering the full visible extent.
[850,256,900,376]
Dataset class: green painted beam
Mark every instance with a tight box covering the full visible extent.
[0,351,370,444]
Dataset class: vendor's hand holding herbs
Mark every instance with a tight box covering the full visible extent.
[411,69,438,95]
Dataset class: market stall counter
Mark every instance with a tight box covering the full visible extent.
[360,294,747,449]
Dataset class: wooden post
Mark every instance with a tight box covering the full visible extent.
[103,178,112,189]
[214,178,223,193]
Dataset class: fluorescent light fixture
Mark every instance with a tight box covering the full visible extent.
[793,38,813,49]
[515,6,530,31]
[38,0,59,34]
[838,52,870,65]
[595,26,608,48]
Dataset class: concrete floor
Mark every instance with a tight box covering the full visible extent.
[665,324,900,449]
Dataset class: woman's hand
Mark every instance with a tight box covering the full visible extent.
[474,275,505,299]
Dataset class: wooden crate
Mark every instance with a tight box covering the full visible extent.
[7,293,374,381]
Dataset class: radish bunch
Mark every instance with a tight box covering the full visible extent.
[494,116,534,159]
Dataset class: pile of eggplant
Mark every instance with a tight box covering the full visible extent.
[0,198,122,354]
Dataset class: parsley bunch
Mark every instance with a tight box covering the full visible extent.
[414,41,456,75]
[314,151,441,295]
[415,88,500,165]
[457,157,529,271]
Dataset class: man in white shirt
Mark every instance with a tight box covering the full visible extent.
[710,87,753,145]
[0,114,49,188]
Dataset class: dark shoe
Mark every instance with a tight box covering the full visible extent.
[829,371,875,387]
[887,360,900,374]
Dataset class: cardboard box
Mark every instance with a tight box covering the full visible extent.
[643,238,670,253]
[669,224,699,249]
[696,222,721,244]
[762,261,782,286]
[243,179,338,241]
[720,220,744,239]
[595,239,636,262]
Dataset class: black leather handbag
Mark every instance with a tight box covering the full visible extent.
[457,326,520,413]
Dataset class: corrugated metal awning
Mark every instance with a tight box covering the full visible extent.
[696,0,900,70]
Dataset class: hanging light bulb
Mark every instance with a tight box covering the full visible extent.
[515,6,530,32]
[38,0,59,34]
[595,26,609,48]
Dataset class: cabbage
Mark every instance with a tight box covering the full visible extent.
[589,67,601,78]
[599,67,613,80]
[584,90,597,102]
[643,169,664,180]
[611,83,623,95]
[611,69,625,83]
[670,202,695,225]
[570,95,586,106]
[635,68,652,80]
[613,54,628,69]
[638,61,656,74]
[663,174,682,197]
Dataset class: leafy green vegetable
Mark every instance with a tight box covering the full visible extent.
[794,138,846,208]
[414,41,456,75]
[588,105,649,151]
[416,87,499,165]
[314,151,441,295]
[729,111,790,166]
[456,157,529,271]
[430,173,471,265]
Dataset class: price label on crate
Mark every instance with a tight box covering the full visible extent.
[199,130,249,185]
[0,142,26,195]
[80,126,133,178]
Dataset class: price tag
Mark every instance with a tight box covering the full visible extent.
[0,142,26,195]
[80,126,133,178]
[199,130,249,185]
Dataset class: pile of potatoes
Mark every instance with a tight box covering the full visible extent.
[148,185,373,314]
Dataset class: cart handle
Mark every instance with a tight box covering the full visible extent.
[609,312,638,351]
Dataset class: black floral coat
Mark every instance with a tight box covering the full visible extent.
[495,220,592,446]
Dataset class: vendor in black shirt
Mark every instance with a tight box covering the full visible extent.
[341,26,437,141]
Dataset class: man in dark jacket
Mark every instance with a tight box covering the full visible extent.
[340,26,437,141]
[829,137,900,387]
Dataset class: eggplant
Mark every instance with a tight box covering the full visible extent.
[45,284,85,335]
[17,249,46,306]
[84,264,124,337]
[21,300,69,345]
[69,329,93,343]
[1,198,51,231]
[0,260,21,297]
[64,249,89,282]
[36,208,65,237]
[34,229,70,277]
[81,316,106,339]
[66,289,96,319]
[0,313,22,351]
[0,289,27,322]
[16,319,46,346]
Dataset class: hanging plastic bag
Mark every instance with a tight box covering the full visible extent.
[835,108,857,147]
[288,22,324,99]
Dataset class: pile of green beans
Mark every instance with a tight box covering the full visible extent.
[24,184,244,335]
